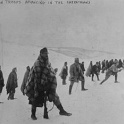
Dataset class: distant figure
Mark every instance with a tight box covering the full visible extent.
[59,62,68,85]
[108,59,114,68]
[100,60,122,85]
[80,62,85,74]
[101,60,106,73]
[6,67,18,100]
[21,66,30,95]
[105,60,109,70]
[91,62,100,81]
[69,58,87,95]
[0,66,4,95]
[118,59,122,68]
[98,61,101,73]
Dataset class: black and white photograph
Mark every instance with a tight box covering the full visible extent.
[0,0,124,124]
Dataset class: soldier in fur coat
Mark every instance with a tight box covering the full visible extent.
[24,47,72,120]
[6,67,18,100]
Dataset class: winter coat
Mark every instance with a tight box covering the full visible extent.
[91,65,99,75]
[25,55,58,107]
[21,69,30,95]
[69,63,84,82]
[0,70,4,93]
[6,70,18,94]
[59,65,68,80]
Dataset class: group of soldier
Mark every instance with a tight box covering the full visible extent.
[0,47,124,120]
[59,55,124,95]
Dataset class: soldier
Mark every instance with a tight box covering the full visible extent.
[0,66,4,96]
[69,58,87,95]
[91,62,100,81]
[24,47,72,120]
[80,61,85,74]
[59,62,68,85]
[6,67,18,100]
[100,60,122,85]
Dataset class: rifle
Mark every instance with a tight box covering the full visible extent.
[43,91,49,119]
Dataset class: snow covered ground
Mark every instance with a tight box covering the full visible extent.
[0,46,124,124]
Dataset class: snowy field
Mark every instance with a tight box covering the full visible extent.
[0,46,124,124]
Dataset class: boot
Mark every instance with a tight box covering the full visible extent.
[9,93,14,100]
[81,81,88,91]
[57,104,72,116]
[31,106,37,120]
[11,93,14,100]
[69,85,72,95]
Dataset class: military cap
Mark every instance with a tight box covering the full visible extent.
[40,47,48,54]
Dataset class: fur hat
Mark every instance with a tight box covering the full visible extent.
[40,47,48,54]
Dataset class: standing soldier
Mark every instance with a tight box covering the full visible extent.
[24,47,72,120]
[101,60,106,73]
[6,67,18,100]
[98,61,101,73]
[59,62,68,85]
[69,58,87,95]
[21,66,30,95]
[118,59,122,68]
[80,61,85,74]
[91,62,100,81]
[0,66,4,96]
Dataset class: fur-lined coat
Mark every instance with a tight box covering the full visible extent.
[6,69,18,94]
[25,55,58,107]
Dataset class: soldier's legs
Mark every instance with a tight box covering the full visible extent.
[69,81,74,95]
[92,73,94,81]
[96,73,100,81]
[11,92,14,99]
[114,72,118,83]
[81,78,87,91]
[81,81,87,91]
[100,74,110,85]
[31,105,37,120]
[8,91,14,100]
[49,93,72,116]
